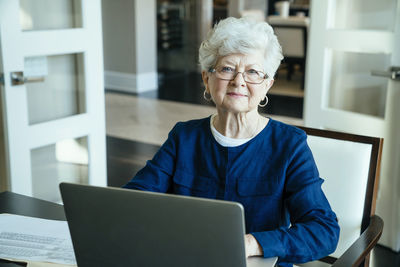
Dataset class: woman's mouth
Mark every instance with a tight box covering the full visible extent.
[227,92,247,97]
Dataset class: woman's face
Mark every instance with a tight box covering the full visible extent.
[202,53,273,114]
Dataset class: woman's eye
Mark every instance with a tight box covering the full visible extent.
[247,69,258,75]
[221,66,234,72]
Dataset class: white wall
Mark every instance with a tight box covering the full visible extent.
[134,0,157,74]
[102,0,157,93]
[101,0,136,74]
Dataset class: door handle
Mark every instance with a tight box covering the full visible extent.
[371,66,400,81]
[11,71,45,86]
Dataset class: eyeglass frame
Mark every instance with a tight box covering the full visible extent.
[208,67,269,84]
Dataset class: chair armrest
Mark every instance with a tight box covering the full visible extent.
[332,215,384,267]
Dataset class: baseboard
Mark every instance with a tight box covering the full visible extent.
[104,70,158,93]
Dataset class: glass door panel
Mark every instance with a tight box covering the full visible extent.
[19,0,82,31]
[328,50,390,118]
[333,0,397,31]
[26,53,86,125]
[31,136,88,203]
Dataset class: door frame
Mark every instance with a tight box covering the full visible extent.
[304,0,400,251]
[0,0,107,198]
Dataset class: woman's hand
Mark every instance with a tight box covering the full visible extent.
[245,234,263,257]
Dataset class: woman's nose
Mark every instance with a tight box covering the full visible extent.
[230,72,246,87]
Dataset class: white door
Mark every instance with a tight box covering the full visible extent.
[304,0,400,251]
[0,0,106,203]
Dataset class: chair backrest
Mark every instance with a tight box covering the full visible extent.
[299,127,383,259]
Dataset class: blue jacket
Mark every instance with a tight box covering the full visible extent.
[124,117,340,266]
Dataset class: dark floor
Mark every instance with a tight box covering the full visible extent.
[107,136,160,188]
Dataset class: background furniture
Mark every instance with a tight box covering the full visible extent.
[297,127,384,267]
[268,15,309,89]
[267,0,310,17]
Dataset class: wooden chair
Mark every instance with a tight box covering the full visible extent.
[296,127,384,267]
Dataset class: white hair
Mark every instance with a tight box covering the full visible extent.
[199,17,283,79]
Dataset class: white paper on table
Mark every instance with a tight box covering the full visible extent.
[0,214,76,266]
[27,261,74,267]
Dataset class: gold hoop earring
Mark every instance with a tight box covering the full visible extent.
[258,95,268,107]
[203,90,212,101]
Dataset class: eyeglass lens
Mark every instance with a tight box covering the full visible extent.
[215,68,265,84]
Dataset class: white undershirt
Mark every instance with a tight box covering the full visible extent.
[210,114,253,147]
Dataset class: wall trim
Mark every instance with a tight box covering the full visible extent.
[104,70,158,93]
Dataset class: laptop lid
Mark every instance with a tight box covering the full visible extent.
[60,183,248,267]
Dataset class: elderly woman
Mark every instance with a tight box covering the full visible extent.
[124,17,339,266]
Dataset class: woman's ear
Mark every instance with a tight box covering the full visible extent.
[202,71,209,92]
[265,79,274,93]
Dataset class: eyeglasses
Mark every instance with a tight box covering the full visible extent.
[209,66,268,84]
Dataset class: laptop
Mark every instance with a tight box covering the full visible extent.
[60,183,277,267]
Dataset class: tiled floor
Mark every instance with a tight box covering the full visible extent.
[105,70,400,267]
[106,92,216,146]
